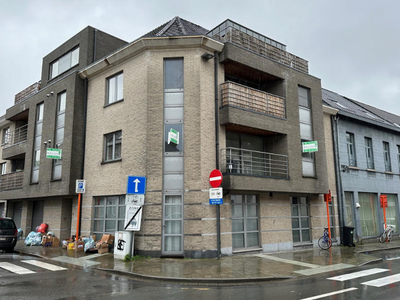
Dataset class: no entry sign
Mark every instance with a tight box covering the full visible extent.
[209,169,222,188]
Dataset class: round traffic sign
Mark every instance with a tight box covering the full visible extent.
[209,169,223,188]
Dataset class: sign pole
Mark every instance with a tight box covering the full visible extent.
[326,197,331,239]
[75,193,81,252]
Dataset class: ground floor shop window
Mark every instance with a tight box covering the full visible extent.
[358,193,378,237]
[344,192,354,227]
[93,195,125,235]
[231,195,259,249]
[291,197,310,243]
[386,194,399,233]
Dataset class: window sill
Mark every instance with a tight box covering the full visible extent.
[366,169,376,172]
[104,99,124,108]
[101,158,122,165]
[348,166,359,170]
[50,179,62,182]
[302,176,318,179]
[29,182,39,185]
[385,171,394,175]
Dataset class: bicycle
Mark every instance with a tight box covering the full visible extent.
[379,224,395,243]
[318,227,332,250]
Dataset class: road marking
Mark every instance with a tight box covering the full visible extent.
[386,257,400,261]
[0,262,35,275]
[299,287,358,300]
[294,263,354,276]
[361,274,400,287]
[327,268,389,281]
[22,260,67,271]
[254,254,319,268]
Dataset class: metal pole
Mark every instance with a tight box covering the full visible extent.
[214,51,221,259]
[75,193,82,252]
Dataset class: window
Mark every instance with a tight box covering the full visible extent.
[358,193,378,237]
[298,86,315,177]
[50,47,79,79]
[364,137,374,169]
[397,145,400,172]
[2,127,10,146]
[344,192,354,227]
[52,92,66,179]
[291,197,311,243]
[383,142,391,172]
[31,103,44,183]
[231,195,260,249]
[0,163,6,175]
[386,195,399,233]
[107,72,123,105]
[104,131,122,162]
[346,132,356,166]
[93,195,126,235]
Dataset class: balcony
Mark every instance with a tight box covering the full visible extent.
[221,81,285,119]
[208,20,308,73]
[2,125,28,148]
[0,171,24,191]
[221,147,288,179]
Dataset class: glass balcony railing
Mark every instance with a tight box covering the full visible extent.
[220,81,285,119]
[221,147,289,179]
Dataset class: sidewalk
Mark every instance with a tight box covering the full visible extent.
[14,240,400,283]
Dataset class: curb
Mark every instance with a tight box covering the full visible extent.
[357,245,400,253]
[357,258,383,266]
[96,267,294,284]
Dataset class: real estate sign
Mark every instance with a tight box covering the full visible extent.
[302,141,318,153]
[167,128,179,145]
[46,148,62,159]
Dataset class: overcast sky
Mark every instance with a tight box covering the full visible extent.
[1,0,399,116]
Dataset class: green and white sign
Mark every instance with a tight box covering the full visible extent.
[46,148,62,159]
[302,141,318,153]
[167,128,179,145]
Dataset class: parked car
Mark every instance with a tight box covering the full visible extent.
[0,218,18,253]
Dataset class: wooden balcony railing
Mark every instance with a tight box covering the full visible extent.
[0,171,24,191]
[220,81,285,119]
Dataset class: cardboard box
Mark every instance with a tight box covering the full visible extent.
[42,236,60,247]
[67,241,84,251]
[62,238,74,249]
[96,241,109,254]
[67,242,75,250]
[100,234,114,245]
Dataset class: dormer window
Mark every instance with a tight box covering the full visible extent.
[50,47,79,80]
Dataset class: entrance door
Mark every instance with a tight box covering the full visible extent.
[13,201,23,228]
[31,201,44,230]
[162,195,184,256]
[231,195,260,249]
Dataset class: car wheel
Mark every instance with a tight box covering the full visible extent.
[5,248,14,253]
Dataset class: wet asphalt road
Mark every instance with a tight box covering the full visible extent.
[1,249,400,299]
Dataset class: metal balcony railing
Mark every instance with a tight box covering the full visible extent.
[0,171,24,191]
[207,20,308,73]
[2,124,28,148]
[221,81,286,119]
[221,147,289,179]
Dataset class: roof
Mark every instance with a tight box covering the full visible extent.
[141,16,208,38]
[322,88,397,129]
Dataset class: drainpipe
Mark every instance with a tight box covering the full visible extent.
[214,51,221,259]
[332,115,344,243]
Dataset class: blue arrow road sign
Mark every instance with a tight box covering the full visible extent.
[127,176,146,195]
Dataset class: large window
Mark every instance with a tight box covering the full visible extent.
[106,72,123,105]
[2,127,10,146]
[31,103,44,183]
[358,193,378,237]
[346,132,356,166]
[291,197,311,243]
[386,194,399,233]
[298,86,315,177]
[53,92,66,180]
[383,142,391,172]
[104,131,122,162]
[50,47,79,79]
[231,195,259,249]
[344,192,354,227]
[364,137,374,169]
[0,163,6,175]
[93,196,126,235]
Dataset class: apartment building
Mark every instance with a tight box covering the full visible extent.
[323,89,400,242]
[1,27,127,239]
[79,17,330,258]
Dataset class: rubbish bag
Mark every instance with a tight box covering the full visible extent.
[37,223,48,233]
[25,231,42,246]
[84,236,96,252]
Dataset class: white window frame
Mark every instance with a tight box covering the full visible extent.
[104,131,122,162]
[31,103,44,183]
[383,141,392,172]
[364,137,374,169]
[346,132,357,167]
[93,195,126,235]
[106,72,123,105]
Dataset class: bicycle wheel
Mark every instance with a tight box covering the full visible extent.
[379,232,387,243]
[387,230,393,241]
[318,236,332,250]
